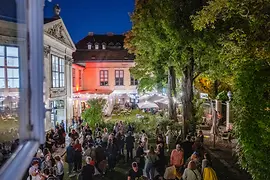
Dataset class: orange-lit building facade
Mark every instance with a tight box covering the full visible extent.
[72,33,138,116]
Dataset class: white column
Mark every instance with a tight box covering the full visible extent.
[215,100,221,113]
[226,101,230,131]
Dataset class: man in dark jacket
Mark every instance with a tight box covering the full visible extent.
[81,156,95,180]
[125,131,135,162]
[180,135,193,162]
[135,141,145,169]
[66,142,75,175]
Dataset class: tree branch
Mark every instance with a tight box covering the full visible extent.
[193,71,202,81]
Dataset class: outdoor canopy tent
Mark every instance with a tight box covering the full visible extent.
[137,101,159,109]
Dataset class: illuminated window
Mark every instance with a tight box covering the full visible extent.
[100,70,108,86]
[0,46,19,88]
[130,75,138,86]
[72,68,75,87]
[87,42,92,50]
[102,43,106,50]
[52,55,65,88]
[79,70,82,87]
[115,70,124,86]
[95,43,99,50]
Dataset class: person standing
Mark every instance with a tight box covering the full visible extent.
[73,139,82,172]
[181,136,193,163]
[107,138,118,171]
[54,156,64,180]
[170,144,184,174]
[135,141,145,170]
[125,131,135,162]
[81,157,95,180]
[182,161,202,180]
[165,126,172,151]
[66,142,75,176]
[145,146,159,180]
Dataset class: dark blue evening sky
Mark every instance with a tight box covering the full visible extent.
[44,0,134,43]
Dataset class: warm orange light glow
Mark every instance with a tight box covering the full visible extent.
[76,85,79,92]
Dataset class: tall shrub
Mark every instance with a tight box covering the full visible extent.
[81,98,106,128]
[233,61,270,180]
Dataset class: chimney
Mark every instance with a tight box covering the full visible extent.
[107,32,114,36]
[88,32,94,36]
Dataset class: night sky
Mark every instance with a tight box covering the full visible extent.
[44,0,134,43]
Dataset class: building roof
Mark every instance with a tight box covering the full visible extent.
[73,49,134,62]
[44,16,61,24]
[73,34,134,62]
[76,34,125,49]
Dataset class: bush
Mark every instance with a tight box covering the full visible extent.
[81,98,106,128]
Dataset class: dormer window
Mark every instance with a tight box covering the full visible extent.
[87,42,92,50]
[102,43,106,50]
[108,42,114,46]
[95,43,99,50]
[116,42,121,47]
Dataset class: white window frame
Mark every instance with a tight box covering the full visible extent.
[51,55,65,88]
[0,1,45,179]
[130,75,138,86]
[115,70,124,86]
[100,70,108,86]
[0,45,20,88]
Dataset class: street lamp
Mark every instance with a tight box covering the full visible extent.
[226,91,232,131]
[227,91,232,101]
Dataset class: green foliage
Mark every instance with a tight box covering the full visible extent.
[216,91,229,101]
[193,0,270,179]
[233,61,270,180]
[81,98,106,128]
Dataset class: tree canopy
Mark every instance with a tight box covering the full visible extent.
[192,0,270,179]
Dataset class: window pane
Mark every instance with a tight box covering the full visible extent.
[7,79,19,88]
[0,68,5,78]
[0,79,5,88]
[7,57,19,67]
[0,46,4,56]
[7,69,19,78]
[120,71,124,77]
[0,57,4,66]
[7,47,19,57]
[116,70,119,77]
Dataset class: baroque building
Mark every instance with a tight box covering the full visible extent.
[72,33,138,116]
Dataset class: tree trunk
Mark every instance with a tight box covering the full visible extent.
[181,49,195,139]
[167,66,177,121]
[213,80,219,98]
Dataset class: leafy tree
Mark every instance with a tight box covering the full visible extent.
[125,0,219,135]
[81,98,106,128]
[192,0,270,179]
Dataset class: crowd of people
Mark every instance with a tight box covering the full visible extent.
[23,116,218,180]
[0,139,19,167]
